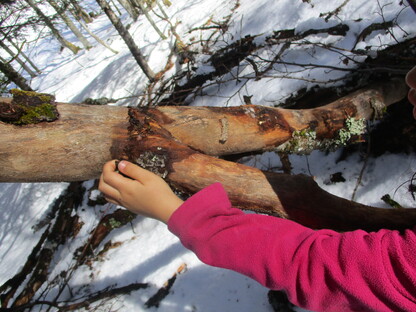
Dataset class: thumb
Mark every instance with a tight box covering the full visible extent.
[118,160,155,183]
[405,66,416,89]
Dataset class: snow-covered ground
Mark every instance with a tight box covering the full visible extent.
[1,0,415,311]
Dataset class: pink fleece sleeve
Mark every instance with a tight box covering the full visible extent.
[168,183,416,312]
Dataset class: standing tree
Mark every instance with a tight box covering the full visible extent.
[77,18,119,53]
[62,0,118,53]
[0,40,38,78]
[0,30,42,75]
[117,0,139,20]
[133,0,166,39]
[66,0,93,24]
[96,0,156,81]
[0,58,33,91]
[46,0,93,50]
[24,0,80,54]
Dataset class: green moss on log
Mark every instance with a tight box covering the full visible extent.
[1,89,59,125]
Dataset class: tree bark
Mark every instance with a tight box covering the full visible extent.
[117,0,140,20]
[0,80,414,232]
[0,40,38,78]
[0,59,33,91]
[0,30,42,74]
[78,19,119,54]
[0,100,128,182]
[47,0,93,49]
[66,0,93,24]
[138,78,408,155]
[96,0,156,81]
[24,0,80,54]
[0,81,406,181]
[133,0,166,39]
[123,112,416,231]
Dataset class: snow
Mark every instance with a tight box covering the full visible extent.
[1,0,415,311]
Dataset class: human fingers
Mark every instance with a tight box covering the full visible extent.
[117,160,158,184]
[103,159,117,173]
[408,88,416,106]
[405,66,416,90]
[98,173,121,202]
[103,196,120,206]
[101,160,134,189]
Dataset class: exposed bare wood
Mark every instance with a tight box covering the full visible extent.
[0,79,407,182]
[0,100,129,182]
[1,80,414,231]
[124,111,416,231]
[147,79,408,155]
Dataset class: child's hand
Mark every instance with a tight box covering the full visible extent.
[406,66,416,119]
[99,160,183,223]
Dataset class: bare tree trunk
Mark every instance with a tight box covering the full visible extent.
[66,0,93,23]
[95,0,156,81]
[117,0,139,20]
[109,0,122,15]
[125,109,416,232]
[78,19,119,53]
[47,0,92,49]
[0,31,42,74]
[0,80,406,180]
[144,79,408,156]
[0,100,128,182]
[0,81,414,231]
[0,59,33,91]
[155,0,169,19]
[133,0,166,39]
[24,0,80,54]
[0,41,38,78]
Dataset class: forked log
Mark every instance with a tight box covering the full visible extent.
[0,79,407,182]
[148,79,408,155]
[124,109,416,232]
[0,81,414,231]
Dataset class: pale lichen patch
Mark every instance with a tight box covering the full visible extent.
[278,117,367,154]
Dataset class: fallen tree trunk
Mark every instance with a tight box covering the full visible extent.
[0,99,129,182]
[0,79,407,182]
[0,82,414,231]
[124,109,416,232]
[147,78,407,155]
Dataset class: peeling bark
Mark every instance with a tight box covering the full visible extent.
[124,111,416,231]
[145,79,408,155]
[0,80,406,182]
[0,80,414,232]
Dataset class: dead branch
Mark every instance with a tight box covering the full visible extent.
[124,111,416,231]
[0,283,149,312]
[0,182,84,308]
[0,79,406,181]
[0,81,413,232]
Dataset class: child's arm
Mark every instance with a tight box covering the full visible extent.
[99,162,416,311]
[168,183,416,312]
[99,160,183,223]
